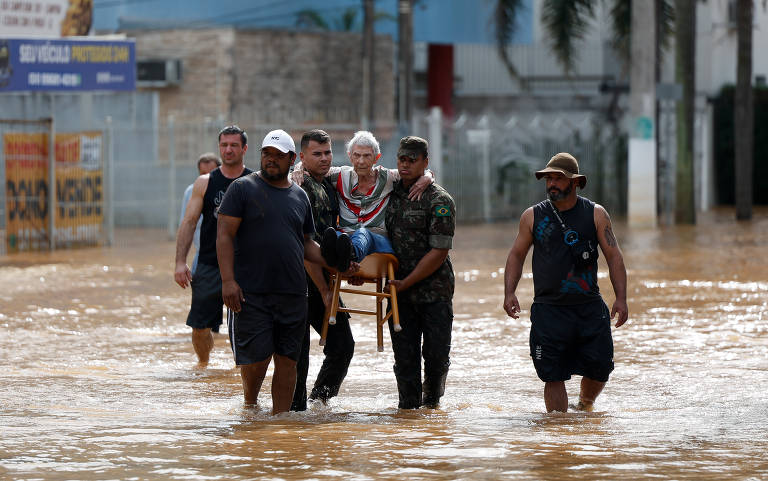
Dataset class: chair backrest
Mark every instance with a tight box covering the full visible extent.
[352,253,399,280]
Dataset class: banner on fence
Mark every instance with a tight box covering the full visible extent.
[4,131,103,252]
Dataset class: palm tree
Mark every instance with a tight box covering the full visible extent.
[494,1,707,224]
[295,6,393,32]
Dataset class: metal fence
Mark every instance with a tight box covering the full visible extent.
[2,107,628,254]
[412,108,628,223]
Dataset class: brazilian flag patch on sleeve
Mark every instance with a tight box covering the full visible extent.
[435,205,451,217]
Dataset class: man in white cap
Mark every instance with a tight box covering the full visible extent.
[217,129,341,414]
[503,152,628,413]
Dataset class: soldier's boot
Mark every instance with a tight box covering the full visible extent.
[421,372,447,409]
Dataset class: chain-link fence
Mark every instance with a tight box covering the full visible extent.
[412,109,628,223]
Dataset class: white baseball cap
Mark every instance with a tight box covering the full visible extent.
[261,129,296,154]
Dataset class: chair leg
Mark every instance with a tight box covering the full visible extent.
[320,272,341,346]
[376,277,384,352]
[388,262,402,332]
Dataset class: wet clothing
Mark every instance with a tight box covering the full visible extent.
[186,262,223,330]
[293,286,355,410]
[388,301,453,409]
[197,167,252,268]
[385,180,456,409]
[528,195,613,382]
[532,196,600,304]
[218,173,315,365]
[292,174,355,411]
[228,292,307,364]
[218,173,314,295]
[185,166,251,331]
[529,300,614,382]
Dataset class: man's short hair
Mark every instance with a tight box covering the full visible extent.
[197,152,221,168]
[397,136,428,160]
[300,129,331,151]
[346,130,380,156]
[218,124,248,146]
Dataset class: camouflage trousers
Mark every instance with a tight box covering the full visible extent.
[388,300,453,409]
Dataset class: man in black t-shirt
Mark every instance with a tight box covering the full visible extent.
[503,152,628,413]
[174,125,252,365]
[217,129,347,415]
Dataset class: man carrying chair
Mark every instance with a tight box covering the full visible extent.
[385,136,457,410]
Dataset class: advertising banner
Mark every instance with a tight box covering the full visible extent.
[0,0,92,37]
[0,37,135,91]
[4,131,103,252]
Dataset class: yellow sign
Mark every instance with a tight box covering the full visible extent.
[4,131,103,252]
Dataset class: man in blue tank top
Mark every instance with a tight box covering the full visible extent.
[174,125,253,365]
[503,152,628,413]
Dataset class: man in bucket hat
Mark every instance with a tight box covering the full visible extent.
[503,152,628,412]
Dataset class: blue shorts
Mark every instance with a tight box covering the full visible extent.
[228,292,307,365]
[529,300,614,383]
[186,262,224,330]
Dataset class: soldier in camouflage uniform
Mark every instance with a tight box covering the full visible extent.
[385,136,456,409]
[291,130,355,411]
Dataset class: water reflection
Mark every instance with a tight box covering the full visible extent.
[1,210,767,480]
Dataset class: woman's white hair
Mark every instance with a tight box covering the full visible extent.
[346,130,380,156]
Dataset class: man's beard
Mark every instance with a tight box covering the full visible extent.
[261,162,289,182]
[547,183,572,201]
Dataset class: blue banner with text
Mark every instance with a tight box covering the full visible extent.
[0,37,135,92]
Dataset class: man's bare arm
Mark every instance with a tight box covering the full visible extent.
[594,205,628,327]
[217,213,244,312]
[174,175,209,288]
[503,208,534,318]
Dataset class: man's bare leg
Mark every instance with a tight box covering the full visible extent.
[241,358,271,405]
[544,381,568,412]
[271,354,298,415]
[192,328,214,363]
[576,377,605,412]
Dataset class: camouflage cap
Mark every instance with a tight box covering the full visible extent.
[397,136,428,159]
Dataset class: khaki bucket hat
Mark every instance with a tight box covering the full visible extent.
[534,152,587,188]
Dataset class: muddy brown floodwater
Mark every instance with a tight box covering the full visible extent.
[1,207,767,480]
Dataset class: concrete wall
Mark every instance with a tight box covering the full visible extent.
[129,28,395,128]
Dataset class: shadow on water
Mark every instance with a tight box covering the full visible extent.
[0,209,767,480]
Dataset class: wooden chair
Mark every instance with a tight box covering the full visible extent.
[320,253,401,352]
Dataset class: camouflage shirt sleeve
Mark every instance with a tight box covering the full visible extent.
[428,188,456,249]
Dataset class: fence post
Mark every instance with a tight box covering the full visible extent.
[428,106,443,184]
[47,106,56,251]
[105,116,114,246]
[467,116,491,222]
[168,115,176,240]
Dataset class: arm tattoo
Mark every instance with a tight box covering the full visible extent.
[604,225,617,247]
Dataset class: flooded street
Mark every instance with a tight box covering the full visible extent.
[1,208,767,480]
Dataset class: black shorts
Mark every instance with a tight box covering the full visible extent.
[529,300,614,383]
[229,292,308,365]
[186,262,224,330]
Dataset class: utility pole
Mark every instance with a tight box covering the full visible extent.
[628,0,657,227]
[734,0,753,220]
[361,0,375,130]
[674,0,696,224]
[397,0,413,133]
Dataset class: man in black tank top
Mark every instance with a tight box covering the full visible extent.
[174,125,253,365]
[503,153,629,413]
